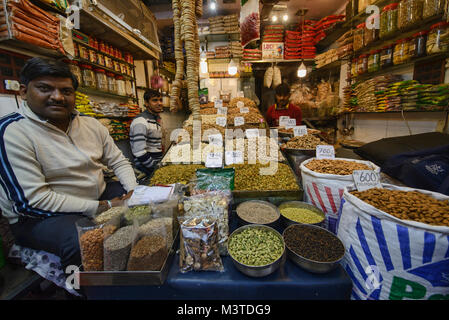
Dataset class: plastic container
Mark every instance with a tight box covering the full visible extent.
[105,56,113,69]
[398,0,409,30]
[353,23,365,51]
[94,68,108,91]
[358,0,370,12]
[408,0,424,26]
[120,63,127,75]
[88,49,97,64]
[107,72,117,94]
[68,60,83,87]
[368,50,381,72]
[393,38,411,65]
[427,22,449,54]
[423,0,445,18]
[380,44,394,68]
[411,31,428,57]
[79,45,89,61]
[80,64,96,88]
[116,75,126,96]
[97,53,105,67]
[125,79,134,97]
[380,3,399,39]
[113,60,121,72]
[364,20,379,46]
[358,54,368,75]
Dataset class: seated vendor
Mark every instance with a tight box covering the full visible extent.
[266,83,303,128]
[0,58,138,270]
[129,89,164,176]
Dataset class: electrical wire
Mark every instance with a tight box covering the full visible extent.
[14,94,20,110]
[401,108,412,136]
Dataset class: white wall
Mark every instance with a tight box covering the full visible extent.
[0,94,21,118]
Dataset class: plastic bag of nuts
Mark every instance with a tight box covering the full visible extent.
[178,216,224,273]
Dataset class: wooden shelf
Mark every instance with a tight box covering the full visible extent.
[316,22,351,52]
[199,32,241,42]
[77,87,137,101]
[243,59,314,63]
[0,38,65,59]
[339,109,448,115]
[73,57,135,81]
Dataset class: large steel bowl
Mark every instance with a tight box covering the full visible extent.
[278,201,325,228]
[228,224,285,278]
[282,224,345,274]
[236,200,280,228]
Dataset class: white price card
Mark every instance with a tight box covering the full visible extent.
[279,116,290,127]
[208,134,223,146]
[293,125,308,137]
[352,170,382,191]
[206,152,223,168]
[214,99,223,108]
[217,107,228,115]
[316,145,335,159]
[240,107,249,114]
[237,91,244,97]
[245,129,259,138]
[236,101,245,108]
[285,118,297,129]
[225,150,244,165]
[216,117,227,127]
[234,116,245,127]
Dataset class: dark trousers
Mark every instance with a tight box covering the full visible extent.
[10,182,127,270]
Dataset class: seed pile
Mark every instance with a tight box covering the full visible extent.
[127,235,168,271]
[125,205,152,225]
[94,207,127,225]
[139,217,174,249]
[281,134,324,150]
[305,159,372,175]
[80,228,104,271]
[237,201,279,224]
[228,227,284,266]
[351,188,449,227]
[284,224,344,262]
[280,207,324,224]
[150,164,205,185]
[104,225,136,271]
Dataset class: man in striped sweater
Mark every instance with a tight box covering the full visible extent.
[129,89,164,176]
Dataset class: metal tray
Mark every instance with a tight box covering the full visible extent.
[79,230,179,287]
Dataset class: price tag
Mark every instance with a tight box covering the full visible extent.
[245,129,259,138]
[353,170,382,191]
[236,101,245,108]
[214,99,223,108]
[208,134,223,146]
[285,118,297,129]
[293,125,308,137]
[316,145,335,159]
[240,107,249,114]
[216,117,227,127]
[217,107,227,115]
[206,152,223,168]
[279,116,290,127]
[237,91,244,97]
[234,116,245,127]
[225,150,244,165]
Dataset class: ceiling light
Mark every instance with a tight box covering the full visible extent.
[228,58,238,76]
[272,15,278,22]
[283,14,288,22]
[210,1,216,10]
[297,62,307,78]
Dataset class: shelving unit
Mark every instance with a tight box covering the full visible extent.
[243,59,315,64]
[199,32,241,43]
[77,87,137,102]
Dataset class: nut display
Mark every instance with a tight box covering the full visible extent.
[227,113,265,126]
[139,217,174,249]
[305,159,373,175]
[80,228,104,271]
[281,134,325,150]
[350,188,449,227]
[225,137,285,163]
[237,201,280,224]
[228,227,284,266]
[150,164,205,185]
[162,143,223,164]
[125,205,152,225]
[127,235,168,271]
[229,97,257,108]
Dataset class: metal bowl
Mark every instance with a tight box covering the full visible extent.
[228,224,285,277]
[236,200,280,228]
[282,224,345,274]
[278,201,325,228]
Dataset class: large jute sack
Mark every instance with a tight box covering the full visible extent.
[337,184,449,300]
[300,158,380,233]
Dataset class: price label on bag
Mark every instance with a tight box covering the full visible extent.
[245,129,259,138]
[234,116,245,127]
[279,116,290,127]
[216,117,227,127]
[208,134,223,146]
[237,101,245,108]
[217,107,228,115]
[206,152,223,168]
[316,145,335,159]
[293,125,308,137]
[225,150,244,165]
[353,170,382,191]
[214,99,223,108]
[240,107,249,114]
[285,118,297,129]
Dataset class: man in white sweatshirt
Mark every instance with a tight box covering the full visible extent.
[0,58,138,269]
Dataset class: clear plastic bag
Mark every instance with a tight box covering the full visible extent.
[124,205,152,226]
[94,206,127,225]
[178,216,224,273]
[189,168,235,195]
[103,223,139,271]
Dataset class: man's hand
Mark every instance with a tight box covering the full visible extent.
[119,190,134,201]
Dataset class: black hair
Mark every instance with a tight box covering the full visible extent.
[275,83,291,96]
[19,57,79,90]
[144,89,162,102]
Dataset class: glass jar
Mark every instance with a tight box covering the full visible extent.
[80,64,96,88]
[94,68,108,91]
[88,49,97,64]
[408,0,424,26]
[99,41,106,53]
[398,0,409,30]
[353,23,365,51]
[97,53,105,67]
[74,43,80,58]
[364,18,379,46]
[358,0,370,13]
[368,50,381,72]
[427,22,449,54]
[104,56,113,69]
[113,60,121,72]
[380,44,394,68]
[358,54,368,75]
[125,79,134,97]
[79,45,89,61]
[68,60,82,87]
[120,63,127,75]
[351,58,358,77]
[423,0,445,18]
[380,3,399,39]
[116,76,126,96]
[393,38,411,65]
[106,73,117,94]
[411,31,428,57]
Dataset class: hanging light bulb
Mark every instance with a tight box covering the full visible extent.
[297,61,307,78]
[272,15,278,22]
[282,14,288,22]
[228,58,238,76]
[210,0,216,10]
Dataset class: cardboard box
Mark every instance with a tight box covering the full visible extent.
[262,42,284,60]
